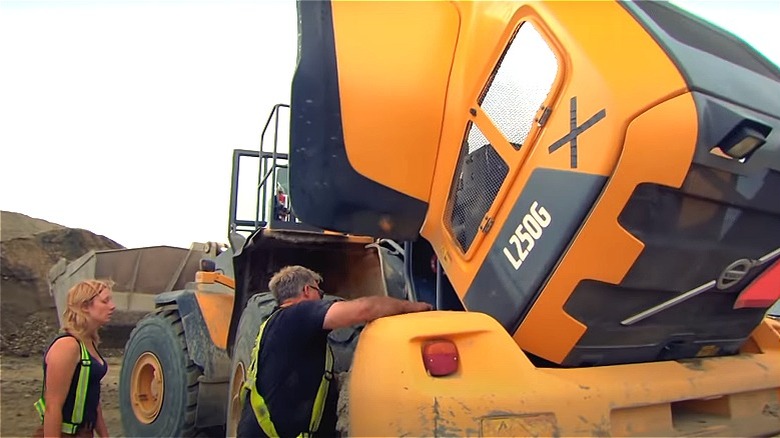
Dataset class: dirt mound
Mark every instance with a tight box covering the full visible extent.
[1,211,124,356]
[1,211,65,242]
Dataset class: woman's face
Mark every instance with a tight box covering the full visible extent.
[85,287,116,326]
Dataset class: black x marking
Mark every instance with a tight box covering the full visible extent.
[547,96,606,168]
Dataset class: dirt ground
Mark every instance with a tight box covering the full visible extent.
[0,352,124,438]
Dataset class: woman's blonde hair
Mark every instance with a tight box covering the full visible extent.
[62,279,113,344]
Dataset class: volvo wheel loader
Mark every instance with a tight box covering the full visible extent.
[118,1,780,436]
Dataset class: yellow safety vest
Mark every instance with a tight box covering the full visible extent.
[241,312,334,437]
[34,336,92,434]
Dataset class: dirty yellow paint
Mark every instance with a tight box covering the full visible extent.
[194,291,234,350]
[481,414,557,437]
[696,345,721,357]
[348,312,780,437]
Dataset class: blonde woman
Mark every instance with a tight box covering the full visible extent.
[34,280,116,438]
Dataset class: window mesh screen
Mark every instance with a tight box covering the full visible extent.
[480,22,558,150]
[446,22,558,253]
[447,123,509,252]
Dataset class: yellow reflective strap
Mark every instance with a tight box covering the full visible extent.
[243,316,271,405]
[71,341,91,424]
[33,336,91,433]
[246,316,280,437]
[61,422,78,434]
[308,345,334,433]
[249,384,281,437]
[246,318,271,387]
[34,398,45,421]
[34,397,78,434]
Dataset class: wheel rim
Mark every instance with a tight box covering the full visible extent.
[227,362,246,438]
[130,352,164,424]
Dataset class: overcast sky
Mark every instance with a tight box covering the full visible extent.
[1,1,778,249]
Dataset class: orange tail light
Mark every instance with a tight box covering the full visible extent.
[734,259,780,309]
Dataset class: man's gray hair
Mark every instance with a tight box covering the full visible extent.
[269,265,323,303]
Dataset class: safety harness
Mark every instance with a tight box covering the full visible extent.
[34,334,92,434]
[242,311,334,437]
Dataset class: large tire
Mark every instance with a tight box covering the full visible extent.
[325,295,364,373]
[225,293,363,437]
[226,293,275,437]
[120,305,202,437]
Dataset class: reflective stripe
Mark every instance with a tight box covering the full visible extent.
[308,346,333,433]
[34,398,45,420]
[34,336,92,434]
[244,317,281,437]
[71,341,91,424]
[243,311,334,437]
[61,422,79,434]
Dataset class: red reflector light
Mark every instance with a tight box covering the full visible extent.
[422,340,459,377]
[734,259,780,309]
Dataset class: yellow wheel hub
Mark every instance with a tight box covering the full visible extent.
[227,362,246,437]
[130,352,164,424]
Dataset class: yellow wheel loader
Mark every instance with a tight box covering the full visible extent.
[119,1,780,436]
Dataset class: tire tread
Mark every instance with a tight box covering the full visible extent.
[120,306,203,437]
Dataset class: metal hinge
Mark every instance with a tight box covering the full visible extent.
[537,106,552,127]
[480,217,495,233]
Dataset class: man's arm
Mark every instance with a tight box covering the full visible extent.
[323,296,432,330]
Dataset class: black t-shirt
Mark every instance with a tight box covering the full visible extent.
[237,300,338,438]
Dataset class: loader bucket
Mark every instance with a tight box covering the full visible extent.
[48,242,220,347]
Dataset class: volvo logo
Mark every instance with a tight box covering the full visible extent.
[716,258,754,290]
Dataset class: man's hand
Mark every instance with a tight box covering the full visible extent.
[323,296,433,330]
[406,301,433,313]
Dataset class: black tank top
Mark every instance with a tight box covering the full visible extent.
[42,334,108,430]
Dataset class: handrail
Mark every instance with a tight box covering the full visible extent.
[258,104,290,225]
[228,103,296,242]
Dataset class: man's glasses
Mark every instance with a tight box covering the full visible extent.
[307,284,324,299]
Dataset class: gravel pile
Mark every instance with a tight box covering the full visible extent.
[0,312,60,357]
[0,311,125,358]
